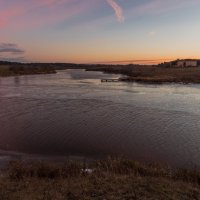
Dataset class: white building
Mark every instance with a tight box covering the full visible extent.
[175,59,198,67]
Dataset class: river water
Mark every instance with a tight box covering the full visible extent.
[0,69,200,168]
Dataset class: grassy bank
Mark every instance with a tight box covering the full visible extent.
[0,157,199,199]
[0,61,99,77]
[87,66,200,84]
[0,64,56,77]
[2,60,200,84]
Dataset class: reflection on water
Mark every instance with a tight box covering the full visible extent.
[0,69,200,168]
[14,76,20,86]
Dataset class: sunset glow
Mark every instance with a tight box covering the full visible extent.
[1,0,200,64]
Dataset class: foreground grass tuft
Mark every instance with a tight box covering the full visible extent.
[0,157,199,200]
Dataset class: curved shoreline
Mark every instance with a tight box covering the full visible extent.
[1,61,200,84]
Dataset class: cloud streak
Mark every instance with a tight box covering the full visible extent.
[0,43,25,54]
[106,0,124,23]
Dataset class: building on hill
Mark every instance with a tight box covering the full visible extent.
[159,59,200,67]
[173,59,198,67]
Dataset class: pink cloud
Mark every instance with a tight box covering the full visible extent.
[15,2,89,29]
[0,19,6,27]
[106,0,124,23]
[0,6,25,27]
[0,0,99,30]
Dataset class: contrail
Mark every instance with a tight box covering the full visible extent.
[106,0,124,23]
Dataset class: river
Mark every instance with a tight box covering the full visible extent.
[0,69,200,168]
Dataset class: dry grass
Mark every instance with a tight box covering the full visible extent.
[2,62,200,84]
[89,66,200,83]
[127,66,200,83]
[0,157,199,199]
[0,64,56,77]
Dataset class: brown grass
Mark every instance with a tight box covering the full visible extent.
[0,157,199,199]
[88,66,200,84]
[2,62,200,84]
[0,64,56,77]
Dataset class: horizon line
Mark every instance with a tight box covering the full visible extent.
[1,58,200,65]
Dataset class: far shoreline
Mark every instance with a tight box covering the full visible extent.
[1,61,200,84]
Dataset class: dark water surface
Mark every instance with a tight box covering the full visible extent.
[1,69,200,168]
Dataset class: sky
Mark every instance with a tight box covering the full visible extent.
[1,0,200,64]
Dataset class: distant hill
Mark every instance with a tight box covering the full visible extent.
[0,61,20,65]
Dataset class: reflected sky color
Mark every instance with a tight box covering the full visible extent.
[1,70,200,167]
[1,0,200,64]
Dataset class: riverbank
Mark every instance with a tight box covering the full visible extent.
[87,66,200,84]
[0,157,199,199]
[0,63,56,76]
[2,61,200,84]
[0,61,95,77]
